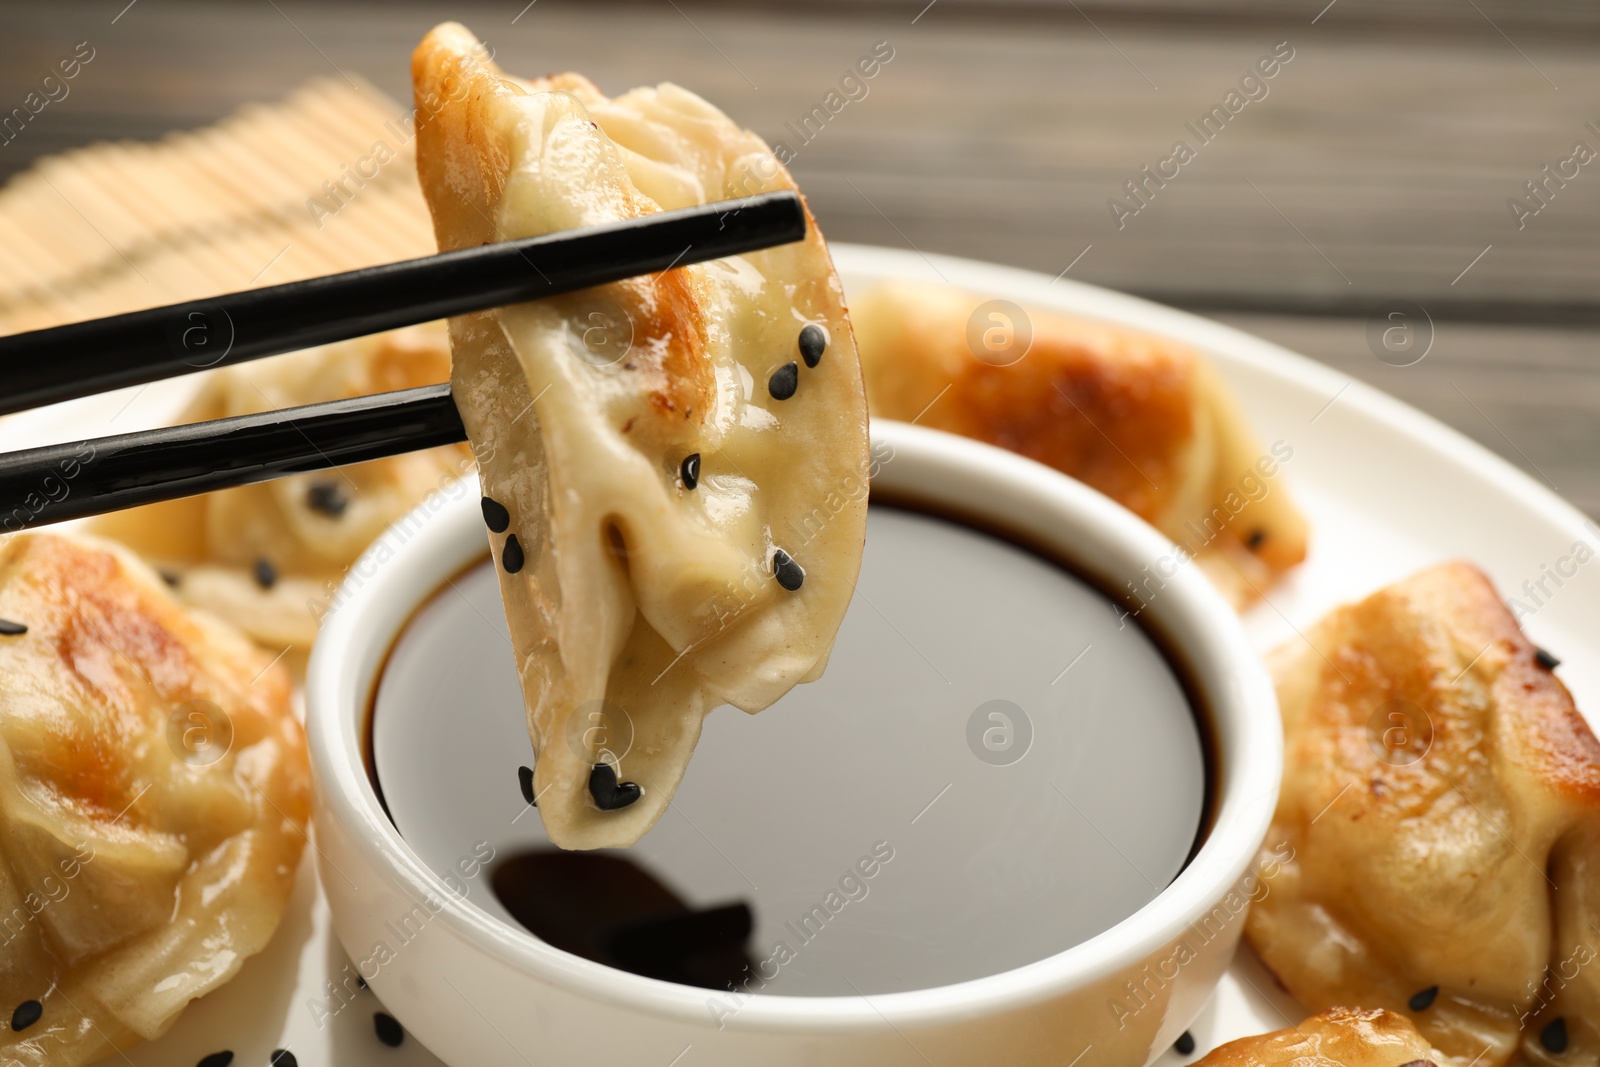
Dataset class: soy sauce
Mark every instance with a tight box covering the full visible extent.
[491,850,756,990]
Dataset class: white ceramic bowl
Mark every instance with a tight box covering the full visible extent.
[305,419,1281,1067]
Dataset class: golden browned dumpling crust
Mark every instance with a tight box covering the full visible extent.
[1194,1007,1446,1067]
[413,23,869,849]
[0,532,309,1067]
[851,280,1307,607]
[1247,561,1600,1067]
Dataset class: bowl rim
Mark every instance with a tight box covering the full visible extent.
[305,418,1282,1031]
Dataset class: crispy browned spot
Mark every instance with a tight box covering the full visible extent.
[411,27,712,430]
[961,345,1195,524]
[1,536,294,821]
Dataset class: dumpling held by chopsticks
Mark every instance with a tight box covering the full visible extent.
[412,23,870,849]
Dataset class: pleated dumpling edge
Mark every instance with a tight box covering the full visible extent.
[412,22,870,849]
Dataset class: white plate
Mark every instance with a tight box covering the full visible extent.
[12,243,1599,1066]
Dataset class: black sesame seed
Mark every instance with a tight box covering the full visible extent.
[1536,647,1561,670]
[159,569,182,589]
[253,559,278,591]
[502,535,526,575]
[306,481,350,519]
[1541,1017,1568,1053]
[10,999,41,1031]
[0,619,26,637]
[270,1051,299,1067]
[1246,528,1266,550]
[374,1011,405,1047]
[196,1054,234,1067]
[798,324,827,368]
[1173,1030,1196,1056]
[1395,1061,1437,1067]
[518,765,537,806]
[768,361,799,401]
[681,453,701,491]
[481,496,511,534]
[772,549,804,591]
[1408,985,1438,1011]
[588,762,643,811]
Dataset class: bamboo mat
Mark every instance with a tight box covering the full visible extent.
[0,76,436,336]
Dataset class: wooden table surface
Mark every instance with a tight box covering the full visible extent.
[5,0,1599,513]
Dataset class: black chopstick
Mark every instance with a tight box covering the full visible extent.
[0,191,805,417]
[0,386,465,531]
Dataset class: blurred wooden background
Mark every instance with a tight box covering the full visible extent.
[4,0,1599,512]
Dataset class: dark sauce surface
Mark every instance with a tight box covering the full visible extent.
[490,851,755,989]
[870,488,1223,864]
[366,494,1220,995]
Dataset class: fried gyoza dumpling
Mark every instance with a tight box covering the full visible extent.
[413,23,869,849]
[93,323,472,650]
[1247,562,1600,1067]
[851,280,1306,607]
[0,532,309,1066]
[1194,1008,1447,1067]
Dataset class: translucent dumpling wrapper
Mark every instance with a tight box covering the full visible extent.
[1248,562,1600,1067]
[412,23,870,848]
[0,532,310,1066]
[92,323,473,650]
